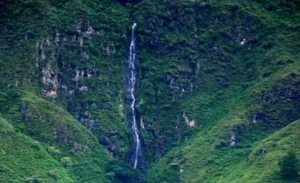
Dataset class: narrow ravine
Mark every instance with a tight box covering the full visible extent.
[127,23,142,169]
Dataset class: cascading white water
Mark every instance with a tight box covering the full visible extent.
[128,23,141,169]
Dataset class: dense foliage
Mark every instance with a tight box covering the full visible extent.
[279,152,299,180]
[0,0,300,182]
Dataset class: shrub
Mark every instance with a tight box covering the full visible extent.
[60,157,72,167]
[48,169,60,180]
[46,146,61,154]
[278,151,299,180]
[0,149,6,156]
[24,176,44,183]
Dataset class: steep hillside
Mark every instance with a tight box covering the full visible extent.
[0,0,300,182]
[146,72,300,183]
[0,0,137,182]
[0,116,74,182]
[141,0,300,182]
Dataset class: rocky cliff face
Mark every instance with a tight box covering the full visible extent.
[0,0,300,183]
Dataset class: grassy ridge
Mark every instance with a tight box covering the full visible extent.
[0,116,74,183]
[5,92,118,183]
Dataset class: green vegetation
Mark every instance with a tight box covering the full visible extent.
[279,152,300,180]
[0,0,300,182]
[0,116,74,183]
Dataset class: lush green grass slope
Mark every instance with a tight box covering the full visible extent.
[0,92,127,183]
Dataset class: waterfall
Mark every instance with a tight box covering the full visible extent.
[128,23,141,169]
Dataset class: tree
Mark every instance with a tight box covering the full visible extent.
[278,151,300,180]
